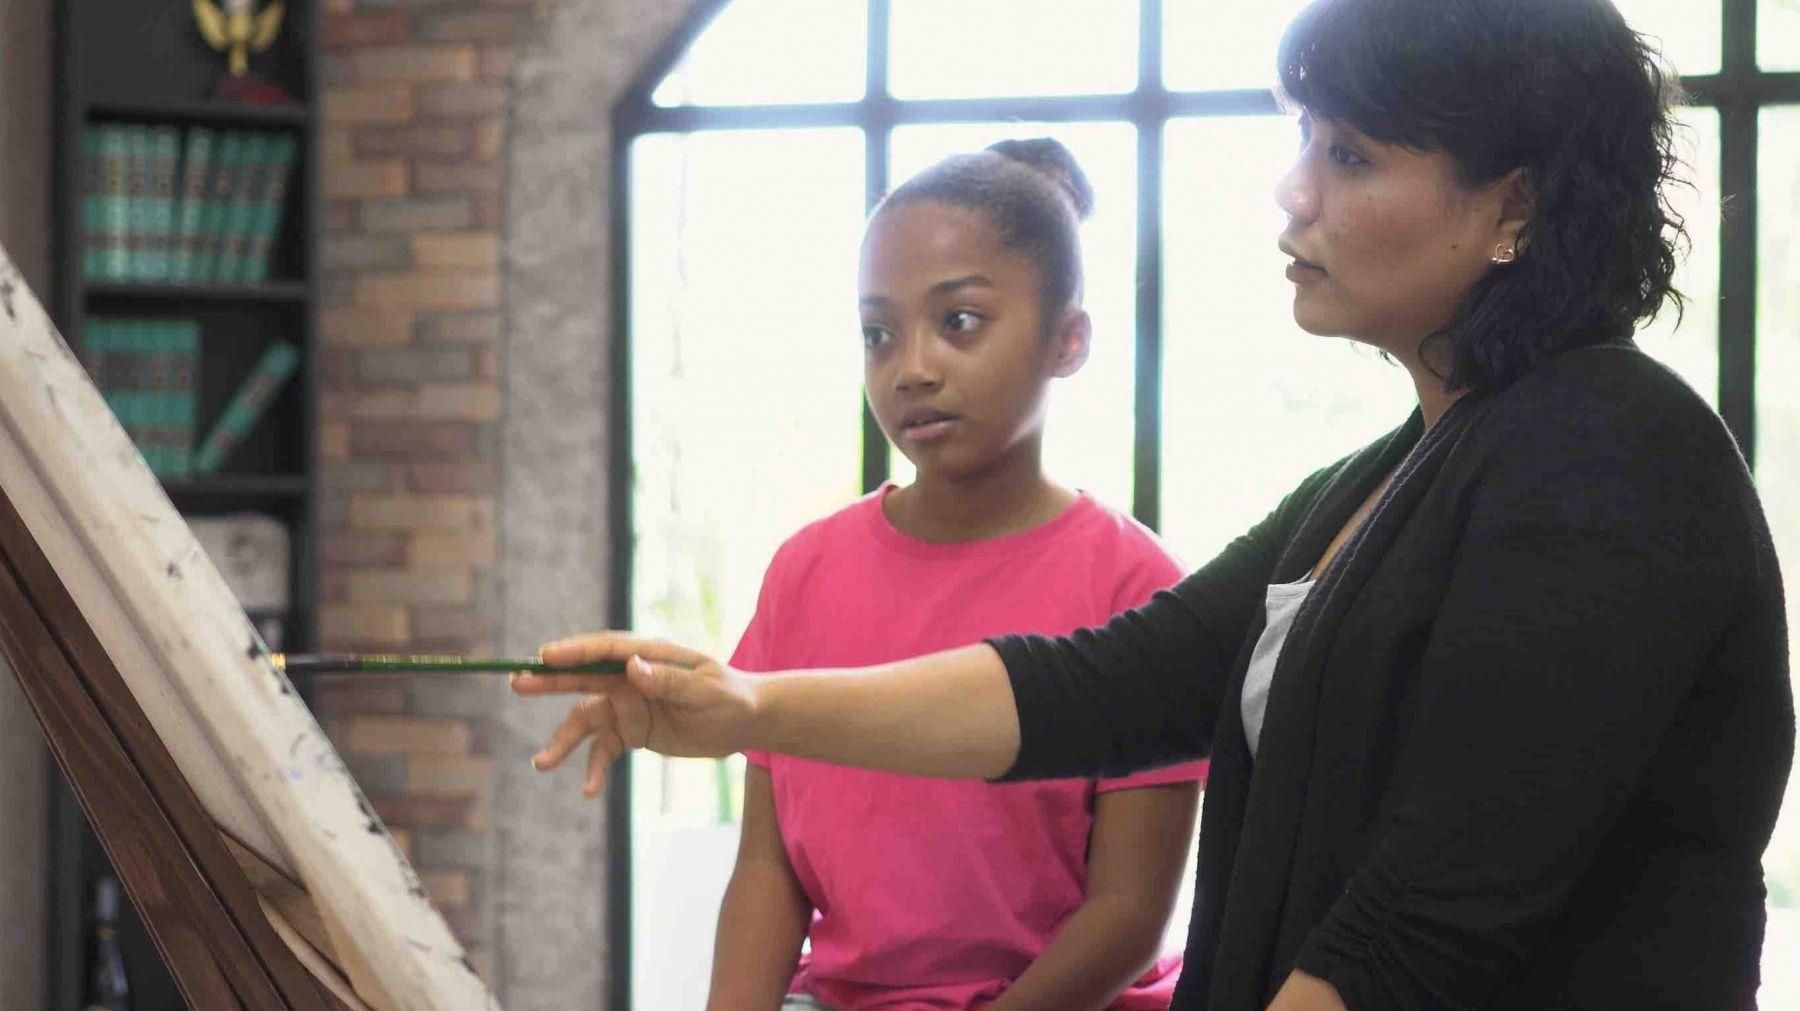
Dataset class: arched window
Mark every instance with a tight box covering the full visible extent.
[610,3,1800,1006]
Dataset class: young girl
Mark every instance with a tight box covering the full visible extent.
[706,140,1206,1010]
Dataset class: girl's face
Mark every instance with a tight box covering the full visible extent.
[858,201,1089,481]
[1275,115,1529,358]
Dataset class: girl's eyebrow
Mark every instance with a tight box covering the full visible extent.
[928,274,994,296]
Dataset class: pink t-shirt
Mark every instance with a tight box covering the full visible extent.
[734,488,1207,1011]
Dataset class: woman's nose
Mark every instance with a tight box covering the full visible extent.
[1275,161,1318,222]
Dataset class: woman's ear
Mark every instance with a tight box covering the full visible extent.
[1050,308,1092,379]
[1496,167,1535,253]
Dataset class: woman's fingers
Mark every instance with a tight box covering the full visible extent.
[511,655,700,701]
[583,698,628,797]
[539,631,710,669]
[533,694,612,772]
[509,671,617,696]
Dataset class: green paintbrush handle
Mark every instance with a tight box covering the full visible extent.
[272,653,630,675]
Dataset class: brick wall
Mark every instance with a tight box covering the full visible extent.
[316,0,697,998]
[316,0,533,978]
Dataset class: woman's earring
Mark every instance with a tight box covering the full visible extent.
[1491,243,1518,265]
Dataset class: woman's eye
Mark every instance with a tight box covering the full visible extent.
[944,310,982,334]
[1327,142,1368,168]
[861,325,890,349]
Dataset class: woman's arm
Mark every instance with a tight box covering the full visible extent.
[987,782,1201,1011]
[1265,971,1349,1011]
[516,460,1335,791]
[707,765,812,1011]
[515,641,1023,785]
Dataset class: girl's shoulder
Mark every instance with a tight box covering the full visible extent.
[1058,494,1188,607]
[756,490,890,582]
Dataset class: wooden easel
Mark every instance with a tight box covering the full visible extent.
[0,472,363,1009]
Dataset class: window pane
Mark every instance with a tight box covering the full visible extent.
[651,0,867,107]
[629,127,865,1010]
[1610,0,1722,76]
[1162,0,1312,92]
[1160,116,1414,569]
[1635,107,1720,405]
[1756,104,1800,1010]
[888,122,1137,511]
[1763,0,1800,70]
[887,0,1139,99]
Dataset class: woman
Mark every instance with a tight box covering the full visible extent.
[516,1,1795,1008]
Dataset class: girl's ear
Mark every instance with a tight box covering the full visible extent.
[1050,308,1092,379]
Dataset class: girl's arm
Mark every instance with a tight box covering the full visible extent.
[988,781,1201,1011]
[707,765,812,1011]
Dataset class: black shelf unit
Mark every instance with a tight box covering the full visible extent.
[47,1,321,1008]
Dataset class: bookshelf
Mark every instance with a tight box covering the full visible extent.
[49,0,320,1007]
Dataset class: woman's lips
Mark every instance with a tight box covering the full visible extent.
[1285,258,1327,283]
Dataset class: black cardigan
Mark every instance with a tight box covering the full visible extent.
[993,344,1794,1010]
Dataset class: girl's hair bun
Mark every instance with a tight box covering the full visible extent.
[985,137,1095,221]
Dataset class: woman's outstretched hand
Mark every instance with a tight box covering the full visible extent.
[511,632,757,798]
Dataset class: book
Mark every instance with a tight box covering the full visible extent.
[195,131,244,282]
[124,125,152,281]
[79,317,113,390]
[193,341,300,474]
[169,127,215,284]
[144,126,181,282]
[216,132,269,284]
[168,320,199,477]
[99,126,131,281]
[244,132,298,283]
[81,128,104,280]
[127,320,162,474]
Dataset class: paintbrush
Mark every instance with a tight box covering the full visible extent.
[269,653,631,676]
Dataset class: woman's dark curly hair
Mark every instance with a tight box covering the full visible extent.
[1277,0,1690,392]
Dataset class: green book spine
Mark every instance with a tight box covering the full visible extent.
[81,129,104,280]
[153,321,179,476]
[244,133,297,283]
[170,321,199,477]
[106,321,137,467]
[169,128,214,284]
[100,127,131,281]
[133,321,161,474]
[194,341,300,474]
[80,318,112,390]
[196,132,243,282]
[217,132,268,284]
[125,125,152,281]
[145,126,181,282]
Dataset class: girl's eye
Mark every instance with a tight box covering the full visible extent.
[861,325,890,350]
[1327,142,1368,168]
[944,310,982,334]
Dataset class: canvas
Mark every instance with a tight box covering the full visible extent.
[0,240,501,1010]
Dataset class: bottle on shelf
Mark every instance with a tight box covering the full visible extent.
[83,875,131,1011]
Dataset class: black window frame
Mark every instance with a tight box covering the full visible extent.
[605,2,1799,1006]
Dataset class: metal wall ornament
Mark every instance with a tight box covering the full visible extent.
[193,0,293,102]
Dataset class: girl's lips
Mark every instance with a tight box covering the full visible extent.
[902,416,959,443]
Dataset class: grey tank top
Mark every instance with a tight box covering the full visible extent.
[1241,578,1317,757]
